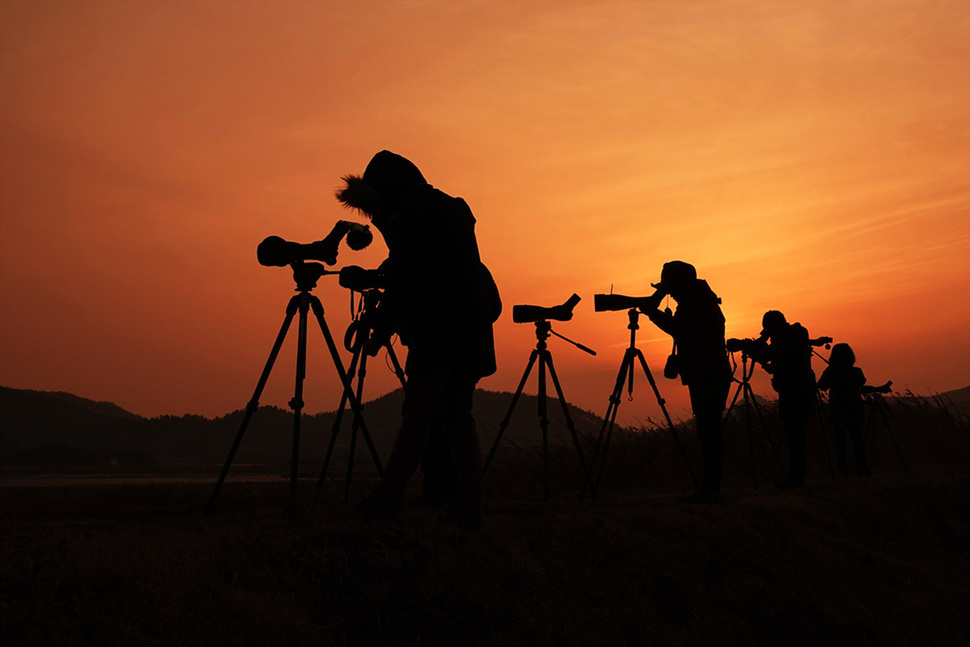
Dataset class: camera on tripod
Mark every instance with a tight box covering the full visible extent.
[593,292,663,312]
[256,220,373,268]
[512,293,581,323]
[726,337,765,354]
[338,265,386,293]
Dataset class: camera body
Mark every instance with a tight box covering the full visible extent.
[257,221,372,268]
[512,294,581,323]
[338,265,385,292]
[726,337,765,355]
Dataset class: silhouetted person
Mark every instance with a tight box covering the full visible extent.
[818,343,888,477]
[336,150,500,529]
[642,261,732,503]
[417,419,455,507]
[756,310,819,488]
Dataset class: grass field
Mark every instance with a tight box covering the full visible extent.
[2,395,968,646]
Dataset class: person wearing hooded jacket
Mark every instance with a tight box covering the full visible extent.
[641,261,732,503]
[336,150,499,529]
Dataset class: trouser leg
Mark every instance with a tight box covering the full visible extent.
[442,379,482,517]
[372,368,447,503]
[419,417,455,505]
[690,379,728,494]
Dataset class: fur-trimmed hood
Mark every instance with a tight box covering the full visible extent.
[336,150,429,218]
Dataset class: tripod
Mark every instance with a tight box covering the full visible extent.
[482,319,597,500]
[721,352,780,488]
[587,308,697,497]
[316,289,407,503]
[205,262,372,518]
[863,391,910,476]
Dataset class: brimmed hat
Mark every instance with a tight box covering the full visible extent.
[651,261,697,293]
[761,310,787,335]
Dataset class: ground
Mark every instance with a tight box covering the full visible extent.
[1,464,967,646]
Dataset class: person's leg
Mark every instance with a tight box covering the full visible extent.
[418,417,455,507]
[777,392,808,487]
[368,367,448,504]
[440,375,482,527]
[690,380,728,495]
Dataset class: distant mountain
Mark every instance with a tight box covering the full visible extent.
[6,383,964,470]
[9,388,143,420]
[928,385,970,418]
[0,385,615,469]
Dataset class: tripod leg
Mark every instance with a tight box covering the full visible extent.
[308,298,384,474]
[483,350,538,474]
[878,400,911,476]
[537,351,552,501]
[634,350,698,488]
[544,351,596,499]
[284,299,311,519]
[743,385,758,489]
[587,351,634,498]
[814,395,837,480]
[205,298,298,514]
[343,348,372,504]
[317,344,363,500]
[315,345,361,504]
[865,402,877,469]
[721,380,744,431]
[750,389,780,459]
[386,344,407,388]
[753,385,785,482]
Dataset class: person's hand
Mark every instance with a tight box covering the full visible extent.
[637,290,665,313]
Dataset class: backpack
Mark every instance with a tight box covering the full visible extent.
[478,262,502,323]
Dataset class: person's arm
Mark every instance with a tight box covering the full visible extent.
[640,289,676,336]
[862,380,892,395]
[645,306,676,337]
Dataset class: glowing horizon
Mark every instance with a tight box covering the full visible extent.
[1,1,968,424]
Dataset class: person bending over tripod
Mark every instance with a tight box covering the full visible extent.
[817,343,890,477]
[336,150,500,530]
[641,261,732,503]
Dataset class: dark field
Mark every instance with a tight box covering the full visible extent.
[2,396,969,646]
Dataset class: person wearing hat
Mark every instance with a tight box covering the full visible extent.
[642,261,732,503]
[757,310,819,488]
[336,150,501,529]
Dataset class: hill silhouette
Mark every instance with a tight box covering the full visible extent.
[0,385,616,470]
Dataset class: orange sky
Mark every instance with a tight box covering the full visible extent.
[2,1,968,427]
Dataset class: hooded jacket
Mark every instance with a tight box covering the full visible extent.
[337,151,498,378]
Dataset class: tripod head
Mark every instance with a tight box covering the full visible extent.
[530,319,596,356]
[290,261,338,292]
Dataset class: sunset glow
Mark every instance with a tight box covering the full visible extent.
[2,1,968,425]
